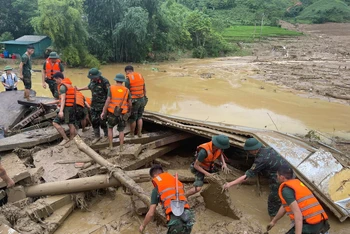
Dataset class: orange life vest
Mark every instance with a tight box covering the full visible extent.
[197,141,222,171]
[126,72,145,99]
[278,179,328,225]
[45,58,61,79]
[57,78,85,108]
[152,172,190,220]
[107,85,129,114]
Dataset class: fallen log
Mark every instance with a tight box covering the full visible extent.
[74,135,167,224]
[25,169,151,197]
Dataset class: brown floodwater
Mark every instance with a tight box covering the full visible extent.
[16,58,350,139]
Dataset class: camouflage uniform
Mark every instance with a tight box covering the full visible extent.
[245,147,289,217]
[167,210,195,234]
[88,76,110,137]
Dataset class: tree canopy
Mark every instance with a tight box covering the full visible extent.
[1,0,349,66]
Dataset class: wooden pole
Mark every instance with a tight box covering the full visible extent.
[25,169,151,197]
[74,135,166,224]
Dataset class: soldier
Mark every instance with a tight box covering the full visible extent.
[125,65,147,137]
[42,52,64,98]
[100,74,131,151]
[77,68,110,144]
[50,72,85,146]
[185,135,230,198]
[223,138,289,219]
[19,45,35,101]
[139,164,195,234]
[267,165,330,234]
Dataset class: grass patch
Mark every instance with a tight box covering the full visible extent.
[222,25,303,42]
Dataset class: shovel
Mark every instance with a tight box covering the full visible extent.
[170,173,186,216]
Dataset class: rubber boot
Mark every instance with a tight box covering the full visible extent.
[119,144,124,152]
[137,130,142,138]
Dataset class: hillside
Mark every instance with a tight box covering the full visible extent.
[296,0,350,23]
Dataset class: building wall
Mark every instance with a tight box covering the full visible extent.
[4,37,52,58]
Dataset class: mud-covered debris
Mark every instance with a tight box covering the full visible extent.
[200,175,242,220]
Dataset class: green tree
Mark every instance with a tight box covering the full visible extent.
[32,0,99,67]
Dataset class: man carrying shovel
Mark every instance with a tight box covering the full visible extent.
[139,164,195,234]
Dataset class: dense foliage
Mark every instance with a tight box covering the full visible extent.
[0,0,349,66]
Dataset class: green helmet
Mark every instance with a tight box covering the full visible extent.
[244,138,262,151]
[114,73,126,82]
[212,135,230,149]
[87,68,101,79]
[48,52,59,59]
[4,65,13,71]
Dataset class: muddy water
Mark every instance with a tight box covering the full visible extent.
[19,58,350,139]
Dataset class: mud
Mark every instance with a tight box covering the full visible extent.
[329,168,350,201]
[13,23,350,140]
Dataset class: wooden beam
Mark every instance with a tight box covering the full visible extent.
[74,135,167,224]
[91,131,172,150]
[122,143,181,171]
[0,126,69,152]
[142,132,192,150]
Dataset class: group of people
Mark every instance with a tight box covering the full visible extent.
[140,136,330,234]
[45,63,147,150]
[8,45,147,150]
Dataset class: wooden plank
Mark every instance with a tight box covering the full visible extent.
[45,202,75,234]
[11,106,46,130]
[100,144,142,160]
[0,126,69,152]
[24,195,72,219]
[91,131,172,150]
[17,97,55,108]
[122,143,181,170]
[0,153,30,188]
[32,111,57,124]
[33,144,92,182]
[7,122,51,137]
[0,91,27,130]
[142,132,192,149]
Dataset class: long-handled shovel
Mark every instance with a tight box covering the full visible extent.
[170,173,186,216]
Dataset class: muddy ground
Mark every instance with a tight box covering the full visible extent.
[251,21,350,104]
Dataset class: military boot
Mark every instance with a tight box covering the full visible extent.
[119,144,124,152]
[137,130,142,138]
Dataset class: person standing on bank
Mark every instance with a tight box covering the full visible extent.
[42,52,64,98]
[185,134,231,198]
[77,68,110,144]
[223,138,289,219]
[100,74,131,151]
[1,66,18,91]
[139,164,195,234]
[267,165,330,234]
[19,45,35,101]
[125,65,147,138]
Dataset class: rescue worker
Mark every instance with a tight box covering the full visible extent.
[100,74,131,151]
[42,52,64,98]
[19,45,35,101]
[223,138,289,219]
[139,164,195,234]
[267,165,330,234]
[77,68,110,144]
[125,65,147,137]
[51,72,85,146]
[185,134,230,198]
[1,66,18,91]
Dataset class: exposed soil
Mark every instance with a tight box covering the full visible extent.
[251,21,350,104]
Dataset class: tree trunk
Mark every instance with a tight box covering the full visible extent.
[74,135,167,224]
